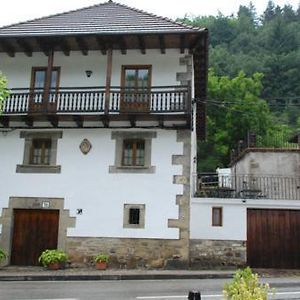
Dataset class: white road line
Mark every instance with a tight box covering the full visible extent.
[136,295,223,299]
[274,291,300,296]
[16,299,78,300]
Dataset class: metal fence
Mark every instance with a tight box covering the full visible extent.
[195,173,300,200]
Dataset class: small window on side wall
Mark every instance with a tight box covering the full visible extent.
[212,207,223,227]
[123,204,145,228]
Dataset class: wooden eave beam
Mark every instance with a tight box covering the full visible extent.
[158,116,164,128]
[137,35,146,54]
[119,37,127,55]
[75,36,89,56]
[189,35,205,54]
[59,38,71,56]
[158,35,166,54]
[16,39,32,57]
[0,39,15,57]
[180,35,186,54]
[0,116,9,127]
[23,116,33,127]
[73,115,83,128]
[95,36,107,55]
[48,115,58,127]
[129,115,136,127]
[35,38,50,56]
[101,115,109,127]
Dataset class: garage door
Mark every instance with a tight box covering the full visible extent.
[11,209,59,266]
[247,209,300,268]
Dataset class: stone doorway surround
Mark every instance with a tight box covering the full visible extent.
[0,197,75,265]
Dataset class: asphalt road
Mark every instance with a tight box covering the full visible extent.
[1,279,300,300]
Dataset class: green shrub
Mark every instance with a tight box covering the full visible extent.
[94,254,109,263]
[223,267,272,300]
[0,248,7,263]
[38,249,68,267]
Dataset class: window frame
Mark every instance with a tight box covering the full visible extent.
[17,131,62,174]
[123,204,145,229]
[212,207,223,227]
[122,139,145,167]
[29,138,52,165]
[109,131,156,174]
[30,66,61,93]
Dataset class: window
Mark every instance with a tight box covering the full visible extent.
[122,139,145,166]
[129,208,140,225]
[30,139,52,165]
[30,67,60,103]
[109,131,156,174]
[121,65,151,112]
[212,207,223,227]
[123,204,145,228]
[17,131,62,173]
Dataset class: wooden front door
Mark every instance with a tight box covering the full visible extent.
[247,209,300,268]
[11,209,59,266]
[120,65,151,112]
[29,67,60,113]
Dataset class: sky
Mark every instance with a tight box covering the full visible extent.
[0,0,299,27]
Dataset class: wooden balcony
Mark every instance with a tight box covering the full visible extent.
[1,85,191,128]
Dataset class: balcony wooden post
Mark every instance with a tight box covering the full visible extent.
[104,48,113,114]
[43,49,54,112]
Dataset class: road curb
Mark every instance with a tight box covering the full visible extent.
[0,272,235,281]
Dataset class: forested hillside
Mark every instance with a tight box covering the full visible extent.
[179,1,300,171]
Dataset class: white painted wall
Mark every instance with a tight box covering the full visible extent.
[190,197,300,241]
[0,49,186,89]
[0,128,183,239]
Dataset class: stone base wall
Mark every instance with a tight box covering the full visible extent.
[190,239,246,269]
[67,237,189,269]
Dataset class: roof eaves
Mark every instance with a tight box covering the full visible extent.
[0,29,207,39]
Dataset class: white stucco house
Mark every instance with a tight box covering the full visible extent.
[0,1,208,268]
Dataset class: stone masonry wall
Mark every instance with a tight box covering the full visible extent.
[190,239,246,269]
[67,237,189,269]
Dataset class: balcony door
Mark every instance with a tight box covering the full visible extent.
[29,67,60,113]
[120,65,151,112]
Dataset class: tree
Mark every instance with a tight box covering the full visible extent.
[198,71,272,171]
[0,72,9,114]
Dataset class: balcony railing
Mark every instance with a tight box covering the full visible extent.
[231,132,299,162]
[2,86,190,115]
[195,173,300,200]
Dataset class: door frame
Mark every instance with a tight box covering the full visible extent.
[0,197,75,265]
[29,66,61,113]
[120,65,152,112]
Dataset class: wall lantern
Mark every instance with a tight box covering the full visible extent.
[85,70,93,78]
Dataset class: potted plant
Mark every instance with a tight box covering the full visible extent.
[38,249,68,270]
[94,254,109,270]
[0,248,7,265]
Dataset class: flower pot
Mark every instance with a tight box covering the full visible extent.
[47,262,60,270]
[96,261,107,270]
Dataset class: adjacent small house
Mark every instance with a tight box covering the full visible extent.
[0,1,208,268]
[191,133,300,269]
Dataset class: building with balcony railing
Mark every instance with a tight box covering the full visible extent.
[0,1,208,268]
[190,133,300,270]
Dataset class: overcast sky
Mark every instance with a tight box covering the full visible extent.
[0,0,299,27]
